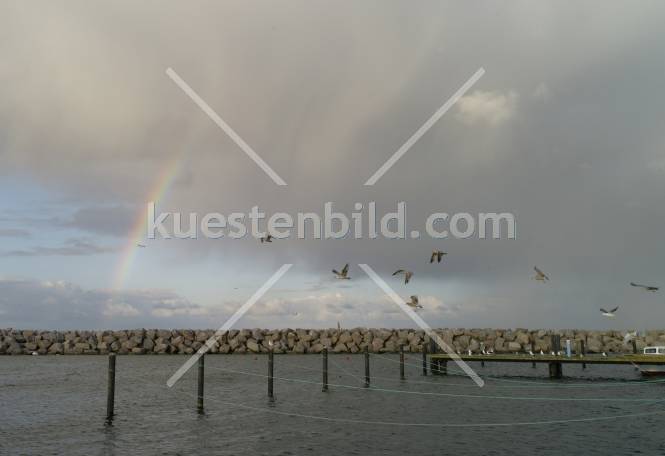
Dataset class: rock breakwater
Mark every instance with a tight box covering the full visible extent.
[2,328,662,355]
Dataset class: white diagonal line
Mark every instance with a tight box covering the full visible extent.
[364,67,485,186]
[166,263,293,387]
[358,263,484,387]
[165,67,287,186]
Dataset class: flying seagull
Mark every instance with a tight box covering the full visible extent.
[533,266,549,282]
[430,250,447,263]
[260,234,273,243]
[630,282,659,292]
[600,307,619,318]
[405,295,423,310]
[392,269,413,284]
[333,263,350,280]
[137,243,146,248]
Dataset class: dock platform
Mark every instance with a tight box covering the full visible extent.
[429,353,665,378]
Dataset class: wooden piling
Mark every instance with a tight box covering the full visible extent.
[422,344,428,376]
[399,345,405,380]
[364,346,370,387]
[268,349,274,400]
[322,348,328,392]
[548,361,562,379]
[106,353,116,422]
[632,339,638,355]
[581,340,586,369]
[429,337,438,375]
[197,355,204,413]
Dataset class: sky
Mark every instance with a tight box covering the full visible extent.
[1,1,664,330]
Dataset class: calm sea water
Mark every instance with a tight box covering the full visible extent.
[2,354,665,455]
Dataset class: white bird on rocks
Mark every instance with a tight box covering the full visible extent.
[392,269,414,284]
[468,349,473,356]
[333,264,350,280]
[533,266,550,282]
[550,351,556,356]
[624,331,638,343]
[602,352,608,357]
[406,295,423,310]
[529,350,535,356]
[259,234,273,243]
[540,349,544,355]
[600,307,618,318]
[31,351,38,356]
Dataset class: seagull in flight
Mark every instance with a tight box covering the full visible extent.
[600,307,619,318]
[430,250,447,263]
[630,282,659,292]
[259,234,273,243]
[333,263,350,280]
[533,266,549,282]
[136,243,146,248]
[392,269,413,284]
[405,295,423,310]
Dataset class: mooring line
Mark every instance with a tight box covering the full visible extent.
[129,375,665,428]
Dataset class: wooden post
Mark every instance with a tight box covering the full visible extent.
[364,346,370,387]
[268,349,274,400]
[440,360,447,375]
[580,340,586,369]
[197,355,204,413]
[106,353,116,422]
[322,348,328,392]
[532,360,536,368]
[429,337,438,375]
[399,345,405,380]
[548,361,562,379]
[422,344,428,376]
[632,339,638,355]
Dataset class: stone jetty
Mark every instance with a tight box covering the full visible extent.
[1,328,663,355]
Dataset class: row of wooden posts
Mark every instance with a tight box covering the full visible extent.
[106,344,430,421]
[105,336,641,420]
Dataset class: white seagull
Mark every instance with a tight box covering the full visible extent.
[623,331,638,343]
[533,266,549,282]
[529,350,535,356]
[630,282,659,292]
[137,243,146,248]
[540,350,544,355]
[406,295,423,310]
[600,307,618,318]
[392,269,414,284]
[430,250,448,263]
[332,264,350,280]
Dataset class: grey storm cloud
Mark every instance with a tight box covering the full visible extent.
[1,2,664,328]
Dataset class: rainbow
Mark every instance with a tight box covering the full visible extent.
[112,155,183,290]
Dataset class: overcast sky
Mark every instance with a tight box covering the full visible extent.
[1,1,664,330]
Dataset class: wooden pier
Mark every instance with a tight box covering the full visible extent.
[429,353,665,378]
